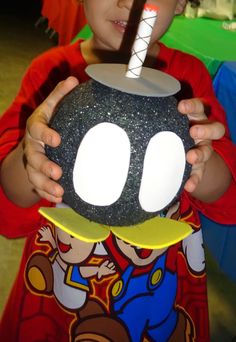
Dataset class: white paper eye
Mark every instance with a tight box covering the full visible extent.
[73,123,131,206]
[139,131,186,212]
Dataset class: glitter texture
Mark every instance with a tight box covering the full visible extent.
[46,80,193,226]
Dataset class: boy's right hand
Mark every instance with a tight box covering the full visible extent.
[24,76,79,203]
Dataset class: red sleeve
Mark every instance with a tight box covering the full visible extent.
[0,46,71,160]
[0,187,51,238]
[0,47,71,238]
[0,41,87,162]
[0,42,89,238]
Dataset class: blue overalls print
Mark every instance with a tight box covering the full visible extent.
[112,253,178,341]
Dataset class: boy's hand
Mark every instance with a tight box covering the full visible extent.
[24,76,79,203]
[178,98,225,194]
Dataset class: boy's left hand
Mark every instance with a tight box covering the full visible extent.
[178,98,225,193]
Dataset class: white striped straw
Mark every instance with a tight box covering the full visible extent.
[126,3,159,78]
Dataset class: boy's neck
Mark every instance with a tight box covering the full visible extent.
[80,39,102,65]
[80,38,160,68]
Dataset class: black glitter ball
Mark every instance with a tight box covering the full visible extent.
[46,79,193,226]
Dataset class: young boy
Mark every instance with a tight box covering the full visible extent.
[0,0,235,341]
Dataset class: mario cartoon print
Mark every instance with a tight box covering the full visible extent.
[72,202,203,342]
[107,202,198,342]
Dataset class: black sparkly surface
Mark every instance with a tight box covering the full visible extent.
[47,79,193,226]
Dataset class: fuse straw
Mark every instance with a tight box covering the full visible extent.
[126,3,159,78]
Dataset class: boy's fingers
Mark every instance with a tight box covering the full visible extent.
[178,98,206,120]
[185,159,207,193]
[184,173,200,193]
[28,122,61,147]
[43,76,79,116]
[190,121,225,141]
[26,77,79,145]
[27,166,64,201]
[36,189,63,204]
[187,144,212,165]
[26,147,62,180]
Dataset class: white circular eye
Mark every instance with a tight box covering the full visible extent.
[139,131,186,212]
[73,123,130,206]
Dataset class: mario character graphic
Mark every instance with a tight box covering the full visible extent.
[108,203,197,342]
[110,236,191,342]
[71,203,203,342]
[108,205,205,342]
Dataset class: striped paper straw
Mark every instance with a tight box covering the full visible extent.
[126,3,159,78]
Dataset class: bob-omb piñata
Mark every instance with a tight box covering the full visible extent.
[40,3,194,249]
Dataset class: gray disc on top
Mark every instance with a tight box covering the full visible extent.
[86,63,181,97]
